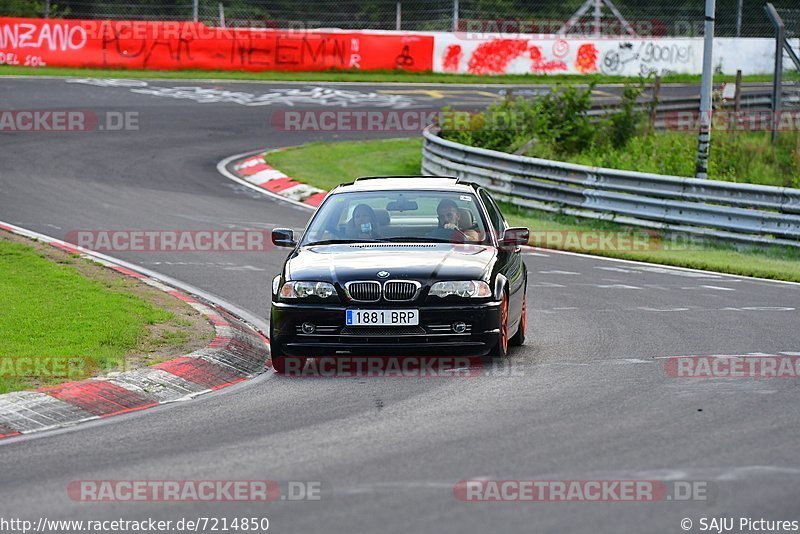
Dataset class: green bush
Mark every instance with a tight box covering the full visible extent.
[441,82,641,157]
[534,84,596,154]
[441,99,531,153]
[0,0,68,17]
[441,81,800,188]
[604,81,645,149]
[0,0,44,16]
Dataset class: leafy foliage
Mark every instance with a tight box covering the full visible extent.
[441,81,642,157]
[441,81,800,187]
[606,80,644,149]
[0,0,57,17]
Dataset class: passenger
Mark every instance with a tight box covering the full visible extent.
[345,203,381,240]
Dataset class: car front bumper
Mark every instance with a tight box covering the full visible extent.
[270,301,501,357]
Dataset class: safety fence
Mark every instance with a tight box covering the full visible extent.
[3,1,798,38]
[1,17,799,75]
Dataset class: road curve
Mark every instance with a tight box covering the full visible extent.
[1,77,799,534]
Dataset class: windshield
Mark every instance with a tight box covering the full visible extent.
[300,189,492,246]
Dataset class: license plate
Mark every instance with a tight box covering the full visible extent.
[346,309,419,326]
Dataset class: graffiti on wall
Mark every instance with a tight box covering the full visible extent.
[1,19,780,77]
[433,35,712,76]
[441,39,594,75]
[600,41,694,76]
[0,18,434,72]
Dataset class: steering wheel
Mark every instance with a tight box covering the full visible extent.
[443,225,469,242]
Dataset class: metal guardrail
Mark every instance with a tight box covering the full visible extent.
[499,87,800,131]
[584,88,800,128]
[421,127,800,247]
[591,88,800,115]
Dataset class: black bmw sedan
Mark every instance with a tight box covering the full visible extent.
[269,176,529,374]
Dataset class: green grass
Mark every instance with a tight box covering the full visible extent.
[2,65,798,85]
[502,205,800,282]
[533,130,800,188]
[265,137,800,282]
[0,239,173,393]
[268,138,423,191]
[156,329,190,348]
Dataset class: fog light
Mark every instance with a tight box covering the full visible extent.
[301,322,316,334]
[452,322,467,333]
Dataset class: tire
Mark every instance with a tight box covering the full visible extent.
[488,291,509,359]
[509,291,526,347]
[270,341,287,374]
[270,342,306,375]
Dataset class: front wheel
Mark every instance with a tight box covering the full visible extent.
[509,292,526,346]
[487,291,509,360]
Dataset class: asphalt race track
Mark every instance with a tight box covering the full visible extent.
[1,77,799,534]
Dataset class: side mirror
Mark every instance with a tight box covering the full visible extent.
[272,228,296,248]
[500,227,529,249]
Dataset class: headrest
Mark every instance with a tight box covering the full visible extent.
[458,208,475,227]
[374,208,391,226]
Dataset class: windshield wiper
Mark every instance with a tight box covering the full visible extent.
[305,239,364,245]
[374,237,451,243]
[306,239,356,247]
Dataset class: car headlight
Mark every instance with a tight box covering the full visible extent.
[429,280,492,298]
[272,275,281,296]
[280,281,337,299]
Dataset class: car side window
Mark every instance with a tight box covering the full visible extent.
[479,190,507,234]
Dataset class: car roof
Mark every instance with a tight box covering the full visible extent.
[332,176,480,193]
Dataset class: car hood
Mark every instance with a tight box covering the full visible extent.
[285,243,496,284]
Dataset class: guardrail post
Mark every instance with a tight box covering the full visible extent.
[649,75,661,134]
[593,0,602,38]
[396,2,402,31]
[764,3,784,143]
[736,0,743,37]
[695,0,716,179]
[734,69,742,113]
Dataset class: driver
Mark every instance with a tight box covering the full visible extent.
[428,199,480,242]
